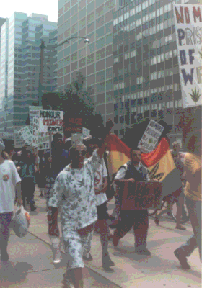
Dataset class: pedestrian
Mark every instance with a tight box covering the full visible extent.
[174,131,201,269]
[0,139,22,261]
[48,142,105,288]
[16,146,37,211]
[83,137,115,272]
[38,150,46,198]
[171,141,186,230]
[112,146,151,256]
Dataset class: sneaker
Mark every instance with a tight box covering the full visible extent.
[1,251,9,261]
[174,248,190,270]
[175,225,186,230]
[103,253,115,267]
[30,205,37,212]
[53,247,61,264]
[135,248,151,256]
[102,263,114,273]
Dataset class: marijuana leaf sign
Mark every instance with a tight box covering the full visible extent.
[189,88,201,103]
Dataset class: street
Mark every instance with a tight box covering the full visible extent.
[0,186,201,288]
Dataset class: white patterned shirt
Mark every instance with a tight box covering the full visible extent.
[48,150,100,240]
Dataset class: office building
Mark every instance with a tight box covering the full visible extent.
[57,0,119,123]
[0,12,57,137]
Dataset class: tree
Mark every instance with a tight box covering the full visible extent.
[41,72,99,137]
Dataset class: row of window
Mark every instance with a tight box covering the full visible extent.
[113,2,172,26]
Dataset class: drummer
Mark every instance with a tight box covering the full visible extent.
[112,145,151,256]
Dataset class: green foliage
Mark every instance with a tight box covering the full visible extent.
[41,72,97,135]
[189,87,201,103]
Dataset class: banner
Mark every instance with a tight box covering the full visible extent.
[138,120,164,153]
[174,4,202,108]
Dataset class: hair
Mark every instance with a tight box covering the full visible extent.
[186,131,201,156]
[1,150,10,160]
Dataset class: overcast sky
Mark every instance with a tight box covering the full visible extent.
[0,0,58,22]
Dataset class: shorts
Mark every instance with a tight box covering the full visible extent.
[63,232,90,270]
[97,202,108,220]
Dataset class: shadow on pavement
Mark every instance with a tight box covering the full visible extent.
[0,261,33,286]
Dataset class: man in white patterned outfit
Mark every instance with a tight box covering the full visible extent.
[48,143,105,288]
[83,137,115,272]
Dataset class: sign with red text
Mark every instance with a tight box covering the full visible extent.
[174,4,202,108]
[39,110,63,135]
[65,118,82,133]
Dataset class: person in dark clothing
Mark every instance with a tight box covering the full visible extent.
[16,146,36,211]
[112,147,151,256]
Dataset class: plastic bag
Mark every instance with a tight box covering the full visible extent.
[12,206,30,238]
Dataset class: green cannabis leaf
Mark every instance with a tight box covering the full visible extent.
[189,88,201,103]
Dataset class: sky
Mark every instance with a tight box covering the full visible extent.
[0,0,58,22]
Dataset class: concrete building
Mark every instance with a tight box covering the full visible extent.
[0,13,57,137]
[57,0,120,123]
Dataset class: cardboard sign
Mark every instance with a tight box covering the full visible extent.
[174,4,202,108]
[138,120,164,153]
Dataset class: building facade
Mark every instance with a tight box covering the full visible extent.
[0,13,57,137]
[113,0,188,138]
[57,0,120,123]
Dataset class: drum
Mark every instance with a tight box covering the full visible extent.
[115,180,162,210]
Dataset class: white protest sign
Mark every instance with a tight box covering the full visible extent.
[138,120,164,153]
[82,127,90,139]
[174,4,202,108]
[71,133,83,147]
[39,110,63,134]
[38,132,50,150]
[17,126,32,146]
[32,117,39,147]
[29,106,42,134]
[14,127,26,148]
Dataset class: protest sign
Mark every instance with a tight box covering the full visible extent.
[138,120,164,153]
[38,132,50,150]
[71,133,83,147]
[174,4,202,108]
[65,118,82,133]
[82,127,90,139]
[14,129,25,148]
[32,117,39,147]
[29,106,42,134]
[17,126,32,146]
[39,110,63,134]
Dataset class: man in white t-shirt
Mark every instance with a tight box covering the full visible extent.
[83,138,115,272]
[0,139,22,261]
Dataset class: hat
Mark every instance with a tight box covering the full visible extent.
[0,139,5,151]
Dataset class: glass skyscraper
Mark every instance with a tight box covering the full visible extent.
[57,0,118,123]
[0,13,57,137]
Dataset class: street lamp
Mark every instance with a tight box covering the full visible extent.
[38,36,90,106]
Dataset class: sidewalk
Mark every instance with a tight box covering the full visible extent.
[1,186,201,287]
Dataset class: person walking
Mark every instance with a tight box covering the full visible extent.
[0,139,22,261]
[16,146,37,211]
[48,143,104,288]
[174,132,201,269]
[38,150,47,198]
[83,137,115,272]
[171,141,186,230]
[112,146,151,256]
